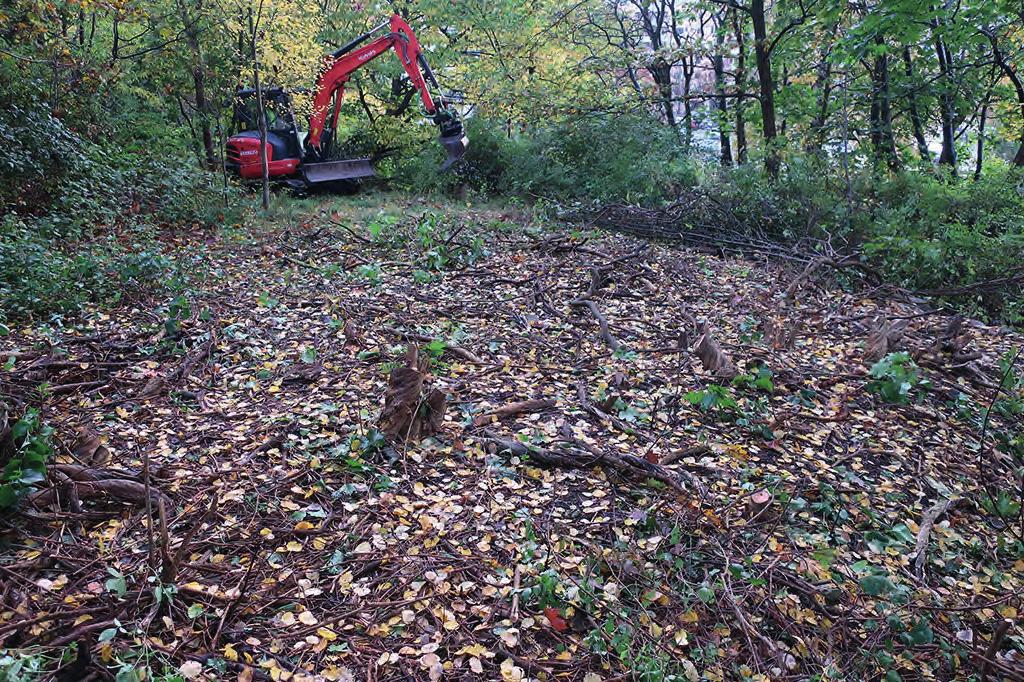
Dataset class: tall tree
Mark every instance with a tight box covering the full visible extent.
[731,8,749,164]
[711,11,732,166]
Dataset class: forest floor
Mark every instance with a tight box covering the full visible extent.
[2,193,1023,681]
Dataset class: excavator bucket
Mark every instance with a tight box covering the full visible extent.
[439,132,469,171]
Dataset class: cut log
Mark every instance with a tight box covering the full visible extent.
[472,399,556,426]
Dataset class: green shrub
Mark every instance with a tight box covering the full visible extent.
[394,113,694,204]
[704,162,1024,323]
[1,408,53,510]
[868,352,929,404]
[0,215,190,322]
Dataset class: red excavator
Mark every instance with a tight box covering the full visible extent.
[226,14,468,189]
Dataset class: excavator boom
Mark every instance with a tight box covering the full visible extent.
[306,14,467,174]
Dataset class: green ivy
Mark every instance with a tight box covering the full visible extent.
[1,408,53,510]
[868,352,930,405]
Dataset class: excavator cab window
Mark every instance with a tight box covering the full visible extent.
[230,89,298,136]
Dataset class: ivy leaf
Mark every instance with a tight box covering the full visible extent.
[860,575,895,597]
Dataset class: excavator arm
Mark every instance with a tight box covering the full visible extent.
[306,14,467,170]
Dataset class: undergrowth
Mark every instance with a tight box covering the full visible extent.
[0,87,240,325]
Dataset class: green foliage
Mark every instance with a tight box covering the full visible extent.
[685,384,739,413]
[0,77,234,323]
[733,365,774,393]
[861,168,1024,317]
[868,352,929,404]
[399,114,694,204]
[699,162,1024,323]
[0,647,63,681]
[1,408,53,510]
[978,490,1021,519]
[520,569,562,608]
[105,568,129,597]
[354,263,382,285]
[0,215,192,322]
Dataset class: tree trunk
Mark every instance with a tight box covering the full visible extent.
[712,28,732,167]
[177,0,217,169]
[986,30,1024,167]
[870,35,898,170]
[111,13,120,62]
[902,48,932,164]
[974,101,987,181]
[248,8,270,211]
[650,59,677,129]
[731,9,748,164]
[779,66,788,137]
[751,0,779,178]
[807,34,834,152]
[682,55,695,150]
[932,28,957,171]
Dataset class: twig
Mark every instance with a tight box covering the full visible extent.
[479,430,695,495]
[661,445,712,465]
[327,217,373,244]
[570,299,620,351]
[211,557,257,650]
[143,447,156,572]
[510,564,522,621]
[979,618,1012,681]
[48,380,107,396]
[172,496,220,572]
[576,382,648,441]
[910,497,961,581]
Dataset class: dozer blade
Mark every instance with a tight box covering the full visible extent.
[301,158,376,184]
[439,133,469,171]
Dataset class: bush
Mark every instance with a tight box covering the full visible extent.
[0,215,189,322]
[0,408,53,510]
[394,113,695,204]
[0,86,237,323]
[868,352,930,404]
[702,161,1024,322]
[862,168,1024,284]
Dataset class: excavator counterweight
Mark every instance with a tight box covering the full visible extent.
[225,15,467,189]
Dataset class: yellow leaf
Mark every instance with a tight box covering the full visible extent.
[299,611,318,625]
[286,541,303,552]
[224,643,239,662]
[457,643,492,657]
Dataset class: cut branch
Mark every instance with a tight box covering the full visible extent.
[472,399,556,426]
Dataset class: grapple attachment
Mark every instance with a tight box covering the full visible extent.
[433,108,469,172]
[439,132,470,171]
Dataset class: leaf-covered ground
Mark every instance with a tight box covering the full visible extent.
[2,194,1023,681]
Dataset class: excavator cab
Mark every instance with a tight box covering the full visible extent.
[224,14,468,189]
[227,89,304,170]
